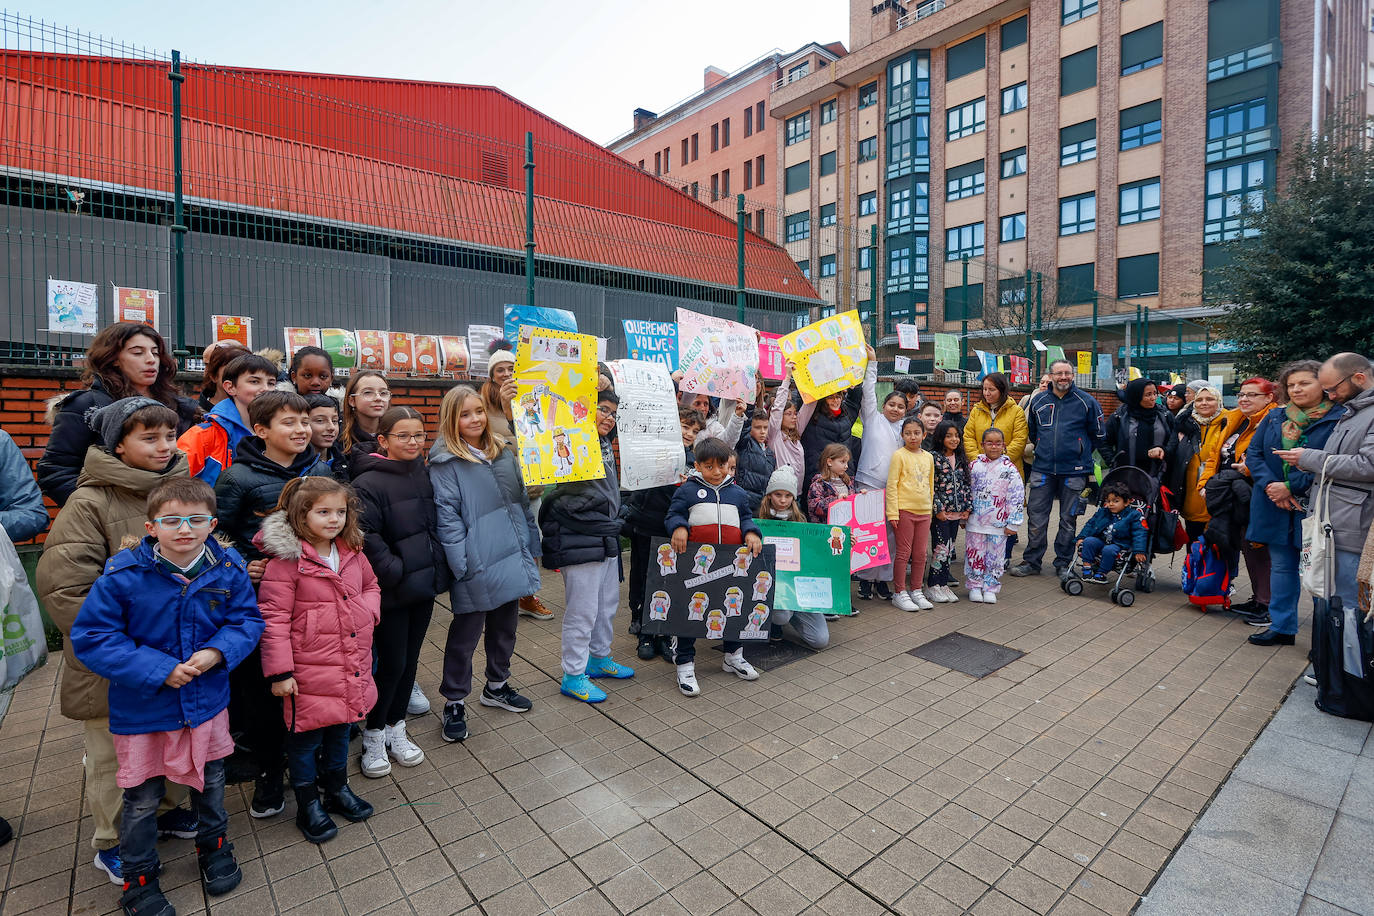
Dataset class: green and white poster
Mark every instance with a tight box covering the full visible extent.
[934,332,960,370]
[755,520,854,616]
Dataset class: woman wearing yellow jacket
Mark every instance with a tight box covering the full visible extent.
[963,373,1028,473]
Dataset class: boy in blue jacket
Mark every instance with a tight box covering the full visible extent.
[72,477,264,916]
[1075,482,1149,582]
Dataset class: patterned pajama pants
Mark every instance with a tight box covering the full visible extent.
[964,531,1009,594]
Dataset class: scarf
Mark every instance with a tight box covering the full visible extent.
[1123,378,1159,423]
[1280,400,1333,449]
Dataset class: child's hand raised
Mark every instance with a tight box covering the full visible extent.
[186,648,224,673]
[164,662,200,688]
[271,677,298,698]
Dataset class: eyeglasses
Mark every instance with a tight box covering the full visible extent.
[596,406,617,417]
[1323,374,1353,396]
[1237,391,1263,399]
[152,515,214,530]
[357,389,391,399]
[384,432,425,442]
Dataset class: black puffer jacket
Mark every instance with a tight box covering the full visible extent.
[38,376,200,507]
[539,436,622,569]
[800,386,862,489]
[623,446,692,538]
[214,437,333,560]
[735,437,775,508]
[351,452,451,608]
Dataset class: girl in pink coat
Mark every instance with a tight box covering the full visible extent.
[256,477,381,844]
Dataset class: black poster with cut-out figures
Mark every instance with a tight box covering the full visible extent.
[639,538,777,641]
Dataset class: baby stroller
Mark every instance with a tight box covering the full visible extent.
[1061,465,1159,607]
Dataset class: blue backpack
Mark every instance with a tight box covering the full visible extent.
[1181,535,1231,610]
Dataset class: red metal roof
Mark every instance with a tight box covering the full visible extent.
[1,52,818,300]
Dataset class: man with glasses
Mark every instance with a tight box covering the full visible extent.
[1011,359,1106,579]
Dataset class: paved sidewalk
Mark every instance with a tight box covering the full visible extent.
[0,559,1310,915]
[1137,680,1373,916]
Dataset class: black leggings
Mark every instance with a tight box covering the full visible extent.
[628,531,656,625]
[367,599,435,730]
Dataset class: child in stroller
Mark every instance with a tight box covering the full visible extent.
[1062,467,1157,606]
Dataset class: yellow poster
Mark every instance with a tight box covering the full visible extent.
[1076,350,1092,375]
[512,328,604,487]
[778,310,868,403]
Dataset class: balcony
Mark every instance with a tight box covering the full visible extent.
[896,0,964,29]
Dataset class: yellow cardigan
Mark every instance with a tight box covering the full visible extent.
[886,447,934,519]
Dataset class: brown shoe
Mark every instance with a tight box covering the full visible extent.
[518,595,554,620]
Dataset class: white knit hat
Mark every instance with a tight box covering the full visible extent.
[765,467,798,498]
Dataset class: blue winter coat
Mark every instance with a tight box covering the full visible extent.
[1079,504,1149,555]
[0,427,49,541]
[1245,404,1346,548]
[430,437,542,615]
[1026,384,1106,476]
[69,536,264,735]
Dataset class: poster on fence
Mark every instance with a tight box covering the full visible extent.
[607,359,687,491]
[439,336,469,374]
[623,320,678,370]
[512,328,604,487]
[468,325,505,377]
[778,311,867,403]
[755,520,853,616]
[758,332,785,381]
[1096,353,1114,389]
[934,333,960,371]
[211,315,252,348]
[319,328,358,369]
[385,333,414,375]
[895,355,910,374]
[639,538,776,641]
[504,305,577,345]
[676,308,759,402]
[46,279,99,335]
[897,323,920,351]
[354,331,386,370]
[1046,345,1067,365]
[826,490,890,573]
[975,350,998,379]
[283,327,321,359]
[112,285,158,328]
[1076,350,1093,376]
[412,335,440,376]
[1009,355,1030,385]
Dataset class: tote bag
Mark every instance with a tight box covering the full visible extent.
[0,525,48,723]
[1300,457,1336,597]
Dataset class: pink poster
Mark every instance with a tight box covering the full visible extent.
[1009,355,1030,386]
[676,307,759,401]
[758,332,785,381]
[826,490,890,573]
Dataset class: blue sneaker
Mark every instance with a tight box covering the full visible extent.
[585,655,635,679]
[156,806,198,839]
[94,847,122,884]
[560,673,607,703]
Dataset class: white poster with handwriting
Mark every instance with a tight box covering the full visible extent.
[607,359,687,491]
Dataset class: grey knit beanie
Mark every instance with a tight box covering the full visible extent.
[765,467,798,498]
[86,396,164,453]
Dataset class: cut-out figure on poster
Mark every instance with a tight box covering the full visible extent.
[752,571,772,601]
[518,393,543,433]
[828,527,845,556]
[705,609,726,639]
[648,591,670,621]
[687,592,709,620]
[692,545,715,574]
[732,546,751,576]
[744,604,769,637]
[656,544,677,576]
[723,587,743,618]
[551,429,573,477]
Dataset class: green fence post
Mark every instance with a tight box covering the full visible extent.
[1142,307,1151,379]
[869,224,878,347]
[960,255,969,364]
[168,51,187,364]
[1176,320,1184,379]
[1205,327,1211,380]
[524,131,535,308]
[1091,292,1098,365]
[1033,272,1043,378]
[1023,269,1032,371]
[736,193,746,324]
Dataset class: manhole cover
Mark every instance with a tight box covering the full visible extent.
[907,632,1023,678]
[712,639,815,671]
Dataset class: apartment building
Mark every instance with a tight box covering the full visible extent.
[769,0,1369,364]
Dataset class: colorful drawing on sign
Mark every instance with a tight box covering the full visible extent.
[826,490,891,573]
[46,279,99,334]
[386,333,415,374]
[1076,350,1092,376]
[504,304,577,344]
[112,286,158,328]
[755,520,853,615]
[622,320,678,370]
[210,315,252,348]
[467,324,505,377]
[656,543,677,576]
[283,327,321,359]
[934,333,960,371]
[412,335,440,376]
[439,336,469,374]
[758,332,785,381]
[513,327,604,487]
[1009,355,1030,385]
[319,328,357,369]
[897,323,920,351]
[975,350,999,379]
[355,331,386,370]
[607,360,688,490]
[894,355,911,374]
[778,311,868,403]
[640,537,776,641]
[676,308,759,402]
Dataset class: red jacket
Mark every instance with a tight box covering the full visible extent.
[255,511,381,733]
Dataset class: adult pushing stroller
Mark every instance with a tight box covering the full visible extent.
[1061,465,1162,606]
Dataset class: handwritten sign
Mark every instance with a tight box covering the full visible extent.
[934,333,960,370]
[755,520,853,615]
[607,359,687,490]
[1076,350,1092,376]
[623,320,678,370]
[677,308,758,402]
[640,538,776,641]
[897,323,920,350]
[467,324,505,377]
[513,328,604,487]
[46,279,99,334]
[778,311,867,403]
[112,285,158,328]
[895,355,911,374]
[758,332,785,381]
[826,490,890,573]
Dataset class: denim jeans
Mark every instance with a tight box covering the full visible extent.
[1022,473,1086,572]
[1267,544,1303,636]
[1079,537,1119,573]
[285,724,350,787]
[121,758,228,879]
[769,609,830,650]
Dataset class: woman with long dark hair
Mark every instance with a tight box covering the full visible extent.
[38,322,199,506]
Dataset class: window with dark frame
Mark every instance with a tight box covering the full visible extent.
[744,106,753,138]
[1058,263,1096,304]
[947,98,987,140]
[744,159,753,190]
[692,133,699,161]
[820,202,837,227]
[820,151,837,176]
[722,118,730,148]
[1001,82,1028,114]
[858,136,878,162]
[1000,212,1027,242]
[1117,253,1160,297]
[1000,146,1028,178]
[786,213,811,242]
[1062,0,1098,26]
[1121,22,1164,75]
[1059,192,1097,235]
[859,191,878,216]
[755,155,765,185]
[786,112,810,145]
[756,101,764,132]
[1001,15,1028,50]
[946,222,985,259]
[1120,100,1163,149]
[859,82,878,107]
[1119,177,1161,224]
[947,34,987,81]
[820,254,837,277]
[1060,120,1098,166]
[721,169,730,197]
[1205,156,1268,243]
[945,159,986,201]
[1060,47,1098,96]
[784,162,810,195]
[797,258,810,278]
[711,123,719,152]
[820,99,837,123]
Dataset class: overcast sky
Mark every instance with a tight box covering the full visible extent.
[32,0,850,145]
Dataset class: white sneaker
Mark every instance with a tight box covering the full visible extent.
[982,591,998,604]
[969,587,984,603]
[360,728,391,778]
[385,720,425,767]
[722,649,760,681]
[944,585,960,603]
[892,591,919,612]
[677,663,701,696]
[936,585,958,603]
[406,683,430,716]
[910,590,934,610]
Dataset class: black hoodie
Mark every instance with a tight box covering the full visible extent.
[350,451,451,608]
[214,436,332,560]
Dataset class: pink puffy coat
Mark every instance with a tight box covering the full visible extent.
[255,511,381,733]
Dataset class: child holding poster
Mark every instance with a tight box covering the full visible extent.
[886,418,935,612]
[965,428,1025,604]
[854,347,904,602]
[767,368,805,487]
[757,469,830,651]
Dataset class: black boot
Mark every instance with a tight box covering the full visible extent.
[120,871,174,916]
[654,635,672,661]
[250,765,285,818]
[858,580,872,600]
[320,770,374,822]
[637,634,656,660]
[293,784,338,844]
[196,837,242,896]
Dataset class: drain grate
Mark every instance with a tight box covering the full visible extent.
[713,639,815,671]
[907,632,1023,678]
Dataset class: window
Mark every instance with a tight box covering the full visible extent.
[1207,0,1280,78]
[692,133,699,161]
[888,52,931,113]
[1117,253,1160,298]
[1001,82,1028,114]
[637,160,644,170]
[722,118,730,148]
[945,283,984,321]
[1119,178,1161,224]
[788,62,810,82]
[786,213,811,242]
[859,81,878,108]
[1000,212,1027,241]
[887,118,911,165]
[682,138,689,166]
[1122,22,1164,75]
[711,123,719,152]
[1060,192,1096,235]
[654,152,661,175]
[820,254,837,277]
[889,57,912,110]
[1001,15,1028,50]
[1060,120,1097,165]
[887,116,929,174]
[1058,263,1096,304]
[721,169,730,197]
[1207,95,1272,160]
[947,34,987,81]
[663,148,670,172]
[744,106,753,138]
[710,173,719,201]
[797,259,810,278]
[889,238,929,290]
[786,113,810,145]
[1061,47,1098,96]
[744,159,754,190]
[757,101,765,131]
[859,191,878,216]
[946,160,985,200]
[888,177,929,233]
[1062,0,1098,26]
[820,99,836,124]
[947,98,986,140]
[1121,100,1163,149]
[1205,156,1268,243]
[819,202,837,227]
[784,162,810,195]
[754,210,764,233]
[946,222,985,260]
[1000,146,1027,178]
[820,151,837,177]
[858,136,877,162]
[755,155,765,185]
[858,246,873,270]
[999,277,1027,306]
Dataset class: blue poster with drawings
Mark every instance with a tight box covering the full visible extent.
[622,319,678,370]
[504,305,577,344]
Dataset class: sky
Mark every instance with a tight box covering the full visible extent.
[32,0,851,145]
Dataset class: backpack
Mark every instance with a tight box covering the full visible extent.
[1181,535,1231,610]
[1152,486,1189,555]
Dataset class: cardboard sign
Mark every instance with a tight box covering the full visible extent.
[210,315,252,348]
[896,323,920,351]
[758,332,785,381]
[112,285,158,327]
[439,336,469,374]
[412,335,441,376]
[755,520,853,615]
[283,327,321,358]
[1009,355,1030,385]
[607,359,687,491]
[779,311,867,403]
[623,319,678,370]
[826,490,890,573]
[505,304,577,345]
[677,308,758,402]
[319,328,357,369]
[1076,350,1093,376]
[46,278,99,335]
[640,538,777,641]
[1046,345,1067,365]
[355,330,386,370]
[468,324,505,377]
[385,332,415,374]
[512,328,604,487]
[934,333,960,370]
